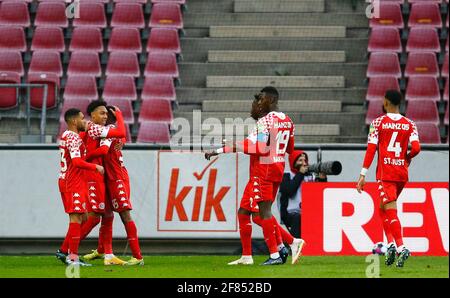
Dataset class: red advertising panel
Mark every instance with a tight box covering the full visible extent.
[302,182,449,256]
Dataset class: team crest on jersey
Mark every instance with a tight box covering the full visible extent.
[369,124,375,134]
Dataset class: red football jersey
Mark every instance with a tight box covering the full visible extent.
[368,113,419,182]
[247,111,295,182]
[83,122,112,178]
[103,136,129,181]
[58,130,87,192]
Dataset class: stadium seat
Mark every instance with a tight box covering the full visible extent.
[63,76,98,100]
[34,1,68,28]
[102,75,137,101]
[111,3,145,28]
[69,27,103,53]
[67,52,101,77]
[405,52,439,78]
[408,2,442,29]
[104,98,134,124]
[59,97,92,122]
[365,100,384,125]
[108,28,142,53]
[106,52,140,78]
[114,0,147,3]
[151,0,186,3]
[369,2,404,29]
[406,28,440,53]
[444,79,449,102]
[138,99,173,123]
[31,27,65,53]
[405,76,441,102]
[442,53,449,79]
[0,26,26,52]
[405,100,439,125]
[144,52,179,78]
[27,73,59,110]
[29,51,63,77]
[366,77,400,102]
[125,123,132,143]
[73,2,107,28]
[142,76,176,101]
[415,123,441,144]
[0,72,20,110]
[147,28,181,54]
[137,121,170,144]
[149,3,183,29]
[0,52,24,76]
[368,27,402,53]
[367,52,401,78]
[445,104,449,126]
[0,1,30,27]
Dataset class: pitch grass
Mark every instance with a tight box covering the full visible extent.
[0,255,447,278]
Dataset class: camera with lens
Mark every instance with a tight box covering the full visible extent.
[307,161,342,176]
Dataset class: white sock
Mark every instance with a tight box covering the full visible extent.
[105,254,115,260]
[290,238,300,246]
[277,244,285,251]
[397,245,405,253]
[242,255,252,259]
[270,252,280,259]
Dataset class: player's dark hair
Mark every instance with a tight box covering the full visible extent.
[87,100,108,116]
[64,108,81,123]
[385,90,402,106]
[106,106,117,125]
[261,86,279,103]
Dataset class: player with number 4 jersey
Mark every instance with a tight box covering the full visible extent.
[357,90,421,268]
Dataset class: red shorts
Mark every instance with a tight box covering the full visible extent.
[60,191,87,214]
[377,180,406,205]
[86,178,106,213]
[240,177,280,213]
[106,179,132,213]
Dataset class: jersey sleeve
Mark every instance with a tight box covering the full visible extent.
[409,120,420,143]
[66,133,82,159]
[367,118,382,145]
[247,116,271,144]
[87,122,110,139]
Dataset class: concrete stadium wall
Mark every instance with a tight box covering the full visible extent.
[0,148,448,239]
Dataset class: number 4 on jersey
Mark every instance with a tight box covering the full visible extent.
[388,132,402,157]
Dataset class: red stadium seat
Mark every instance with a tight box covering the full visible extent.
[444,79,449,102]
[125,123,132,143]
[369,2,404,29]
[144,52,179,78]
[106,52,140,78]
[142,76,176,101]
[67,52,101,78]
[64,76,98,100]
[0,1,30,27]
[368,27,402,53]
[0,26,26,52]
[59,97,92,122]
[34,1,68,28]
[151,0,186,3]
[408,2,442,29]
[111,3,145,28]
[139,99,173,123]
[366,77,400,102]
[0,52,24,76]
[367,52,401,78]
[365,100,384,125]
[405,76,440,102]
[104,98,135,124]
[416,123,441,144]
[137,122,170,144]
[31,27,65,53]
[27,73,60,110]
[0,72,20,110]
[73,2,107,28]
[442,53,449,79]
[108,28,142,53]
[405,100,439,125]
[114,0,147,3]
[445,105,449,126]
[70,27,103,53]
[406,28,440,53]
[102,75,137,101]
[405,52,439,78]
[147,28,181,54]
[149,3,183,29]
[29,51,63,77]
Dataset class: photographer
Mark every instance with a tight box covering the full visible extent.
[278,150,327,238]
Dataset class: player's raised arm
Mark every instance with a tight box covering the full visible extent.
[357,119,379,193]
[66,135,104,174]
[406,120,421,166]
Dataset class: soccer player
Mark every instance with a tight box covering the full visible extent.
[206,87,306,265]
[56,108,104,266]
[78,101,128,265]
[357,90,421,268]
[83,106,144,266]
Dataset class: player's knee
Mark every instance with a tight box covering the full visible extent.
[120,211,132,223]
